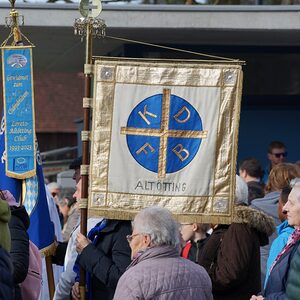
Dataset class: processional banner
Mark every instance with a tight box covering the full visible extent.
[1,46,36,179]
[0,45,55,254]
[89,57,243,224]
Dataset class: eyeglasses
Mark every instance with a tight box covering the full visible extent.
[126,233,141,243]
[272,152,288,158]
[180,223,193,229]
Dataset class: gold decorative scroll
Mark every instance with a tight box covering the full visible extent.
[89,57,243,224]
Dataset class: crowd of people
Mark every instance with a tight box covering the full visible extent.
[1,140,300,300]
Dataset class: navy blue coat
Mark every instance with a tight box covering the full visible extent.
[0,246,13,300]
[285,243,300,300]
[263,240,300,299]
[9,206,30,300]
[77,220,132,300]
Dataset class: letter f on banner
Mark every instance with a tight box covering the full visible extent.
[136,143,155,155]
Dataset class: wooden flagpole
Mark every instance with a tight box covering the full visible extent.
[3,1,56,298]
[45,256,55,299]
[74,1,106,299]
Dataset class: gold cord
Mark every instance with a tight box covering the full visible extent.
[105,35,242,63]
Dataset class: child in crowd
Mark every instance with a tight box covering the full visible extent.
[180,222,210,263]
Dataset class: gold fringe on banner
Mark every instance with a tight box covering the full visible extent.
[39,242,57,257]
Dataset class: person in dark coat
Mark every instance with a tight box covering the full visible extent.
[285,242,300,300]
[0,245,13,300]
[250,163,300,286]
[263,186,294,288]
[198,176,275,300]
[255,240,300,300]
[0,197,11,252]
[251,177,300,300]
[2,190,30,300]
[71,219,132,300]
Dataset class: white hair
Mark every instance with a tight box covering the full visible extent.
[235,175,249,205]
[290,178,300,188]
[290,178,300,202]
[133,206,180,248]
[47,182,62,193]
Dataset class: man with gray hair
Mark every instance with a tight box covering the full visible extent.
[113,206,213,300]
[251,178,300,300]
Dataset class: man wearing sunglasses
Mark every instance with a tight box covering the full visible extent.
[263,141,287,184]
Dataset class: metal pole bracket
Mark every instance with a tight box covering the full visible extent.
[83,97,93,108]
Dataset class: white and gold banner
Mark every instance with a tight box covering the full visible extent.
[89,57,243,224]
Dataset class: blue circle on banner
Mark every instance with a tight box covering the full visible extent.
[126,93,203,174]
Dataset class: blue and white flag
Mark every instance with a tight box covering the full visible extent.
[0,114,55,254]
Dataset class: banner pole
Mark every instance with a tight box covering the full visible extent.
[79,22,92,300]
[45,256,55,299]
[2,1,55,298]
[74,2,106,299]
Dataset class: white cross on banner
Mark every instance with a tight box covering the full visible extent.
[89,57,243,224]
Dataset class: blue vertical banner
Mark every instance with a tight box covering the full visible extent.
[1,46,36,179]
[1,44,55,254]
[0,115,55,254]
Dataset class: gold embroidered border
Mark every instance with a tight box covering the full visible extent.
[1,46,37,179]
[89,57,243,224]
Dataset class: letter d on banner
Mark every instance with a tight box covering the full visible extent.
[1,46,36,179]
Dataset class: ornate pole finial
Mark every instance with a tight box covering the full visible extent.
[9,0,16,9]
[3,0,24,46]
[74,0,106,41]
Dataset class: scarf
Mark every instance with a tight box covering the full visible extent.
[269,227,300,273]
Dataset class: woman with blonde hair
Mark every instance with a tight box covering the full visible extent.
[252,163,300,226]
[264,163,300,194]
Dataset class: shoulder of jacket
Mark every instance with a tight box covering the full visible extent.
[233,205,275,236]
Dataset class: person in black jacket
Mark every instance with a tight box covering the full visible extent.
[2,190,30,300]
[180,222,210,263]
[0,245,13,300]
[71,219,132,300]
